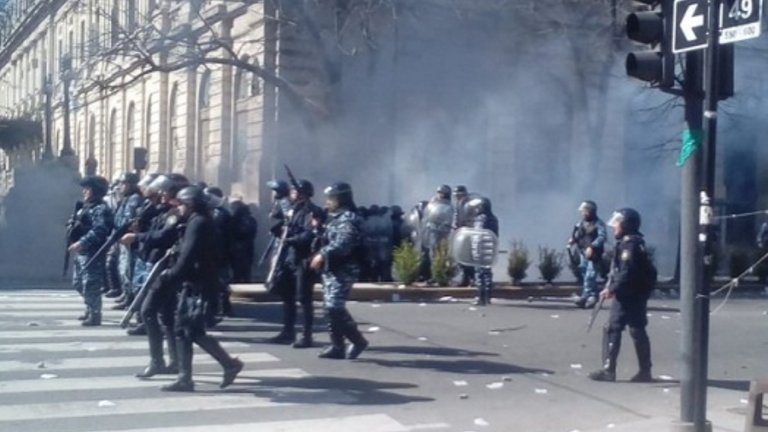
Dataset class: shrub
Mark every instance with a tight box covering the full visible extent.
[393,240,421,286]
[431,239,457,286]
[508,240,531,285]
[538,247,564,284]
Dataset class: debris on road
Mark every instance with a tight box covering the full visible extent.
[40,374,57,379]
[98,400,116,408]
[474,418,490,427]
[486,382,504,390]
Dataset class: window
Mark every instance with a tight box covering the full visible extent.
[127,0,137,32]
[199,71,211,109]
[111,2,120,46]
[80,21,85,60]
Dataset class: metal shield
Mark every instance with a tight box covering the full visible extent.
[449,227,499,267]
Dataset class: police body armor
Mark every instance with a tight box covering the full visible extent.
[421,199,453,250]
[574,220,603,261]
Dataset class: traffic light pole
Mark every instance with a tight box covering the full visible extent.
[694,0,722,429]
[678,49,705,432]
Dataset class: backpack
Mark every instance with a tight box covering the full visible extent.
[636,244,658,295]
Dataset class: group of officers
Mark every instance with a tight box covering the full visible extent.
[65,170,656,388]
[66,172,369,391]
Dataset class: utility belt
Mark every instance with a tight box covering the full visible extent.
[176,282,205,331]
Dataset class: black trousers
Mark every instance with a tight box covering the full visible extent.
[277,263,315,338]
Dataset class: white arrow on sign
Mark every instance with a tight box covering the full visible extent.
[681,3,705,41]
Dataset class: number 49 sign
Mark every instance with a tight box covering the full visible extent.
[721,0,763,44]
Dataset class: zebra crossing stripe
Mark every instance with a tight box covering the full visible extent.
[0,340,250,354]
[0,351,278,372]
[0,368,310,394]
[87,414,434,432]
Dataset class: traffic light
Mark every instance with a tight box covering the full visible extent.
[625,0,674,88]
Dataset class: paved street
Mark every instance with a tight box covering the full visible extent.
[0,289,765,432]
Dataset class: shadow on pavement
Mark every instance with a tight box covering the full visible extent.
[367,345,499,357]
[212,376,434,406]
[708,379,751,392]
[359,357,554,376]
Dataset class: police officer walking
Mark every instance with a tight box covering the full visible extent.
[569,201,607,309]
[68,176,114,326]
[121,174,188,376]
[159,186,243,392]
[269,180,322,348]
[310,182,369,360]
[589,208,654,383]
[452,186,474,286]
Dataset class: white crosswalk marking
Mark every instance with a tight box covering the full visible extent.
[0,290,449,432]
[0,352,278,372]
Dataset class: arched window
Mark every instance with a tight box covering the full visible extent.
[126,102,135,171]
[197,71,212,178]
[199,70,211,108]
[88,113,96,161]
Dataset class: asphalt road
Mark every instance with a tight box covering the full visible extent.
[0,289,766,432]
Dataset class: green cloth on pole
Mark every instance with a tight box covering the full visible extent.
[677,129,703,167]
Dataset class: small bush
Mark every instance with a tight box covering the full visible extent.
[393,240,421,286]
[508,240,531,285]
[431,239,457,287]
[538,247,564,284]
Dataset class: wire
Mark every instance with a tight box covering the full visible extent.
[710,250,768,315]
[713,209,768,221]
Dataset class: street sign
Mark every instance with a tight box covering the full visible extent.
[720,0,763,43]
[673,0,709,53]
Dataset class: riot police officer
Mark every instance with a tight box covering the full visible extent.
[589,208,653,383]
[269,179,321,347]
[466,196,499,305]
[569,200,607,309]
[452,186,474,286]
[68,176,114,326]
[204,186,234,322]
[159,186,243,392]
[122,174,189,376]
[310,182,368,360]
[268,180,292,222]
[112,173,145,311]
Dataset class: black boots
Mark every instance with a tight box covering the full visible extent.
[112,292,133,311]
[164,327,179,373]
[293,303,314,349]
[81,312,101,327]
[196,333,243,389]
[319,309,368,360]
[136,321,174,378]
[630,328,653,383]
[161,338,194,392]
[77,310,90,321]
[318,312,346,359]
[589,327,619,382]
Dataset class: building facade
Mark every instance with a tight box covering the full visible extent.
[0,0,302,207]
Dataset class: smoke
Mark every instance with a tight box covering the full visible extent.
[270,3,689,280]
[0,160,81,285]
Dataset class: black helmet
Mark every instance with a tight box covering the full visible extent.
[358,206,368,217]
[324,182,355,208]
[390,205,404,216]
[119,172,140,185]
[204,186,224,198]
[453,185,468,195]
[267,180,289,197]
[579,200,598,214]
[176,186,207,208]
[79,175,109,197]
[609,208,641,234]
[195,181,208,189]
[291,179,314,198]
[369,204,380,215]
[437,185,451,196]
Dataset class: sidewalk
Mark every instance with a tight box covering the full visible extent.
[230,282,582,302]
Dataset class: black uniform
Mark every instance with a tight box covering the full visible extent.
[229,202,258,283]
[209,205,234,321]
[134,204,181,378]
[271,200,322,346]
[591,233,653,382]
[160,206,242,392]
